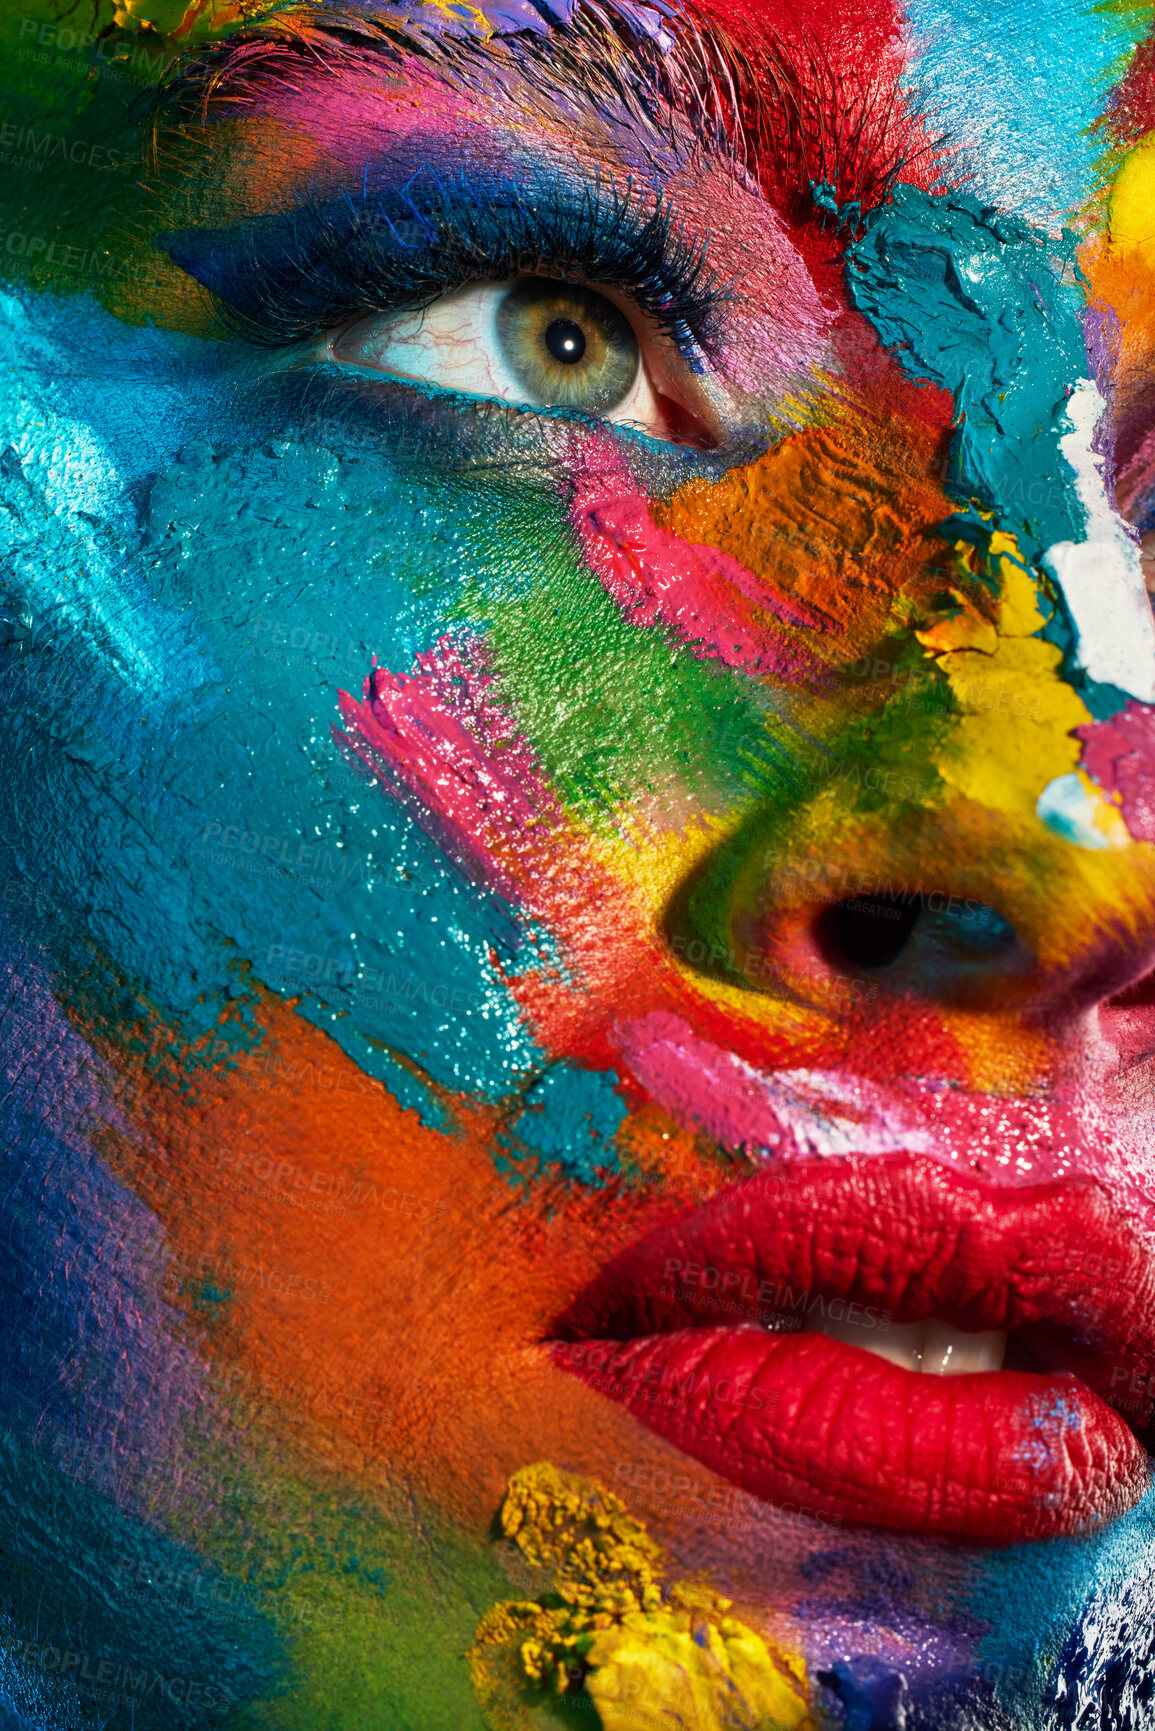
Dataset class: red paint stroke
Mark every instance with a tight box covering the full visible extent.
[684,0,940,231]
[1104,22,1155,146]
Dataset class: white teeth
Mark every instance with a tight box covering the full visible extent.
[809,1312,1007,1374]
[919,1319,1008,1375]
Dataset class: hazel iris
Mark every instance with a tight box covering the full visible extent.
[495,279,639,413]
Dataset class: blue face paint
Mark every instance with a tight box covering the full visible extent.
[0,292,545,1123]
[846,185,1088,562]
[901,0,1148,225]
[971,1484,1155,1723]
[500,1061,626,1182]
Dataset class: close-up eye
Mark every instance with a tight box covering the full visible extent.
[326,275,707,440]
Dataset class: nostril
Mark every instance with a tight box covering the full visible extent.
[815,895,923,970]
[815,894,1018,975]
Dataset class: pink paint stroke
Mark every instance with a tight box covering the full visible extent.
[571,464,834,684]
[336,635,562,902]
[1077,702,1155,843]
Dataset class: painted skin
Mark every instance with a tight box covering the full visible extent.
[3,0,1155,1726]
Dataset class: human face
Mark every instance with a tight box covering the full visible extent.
[3,0,1155,1726]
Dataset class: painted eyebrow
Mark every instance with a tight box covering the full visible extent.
[150,4,742,164]
[151,1,933,229]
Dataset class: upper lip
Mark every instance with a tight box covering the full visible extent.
[556,1152,1155,1431]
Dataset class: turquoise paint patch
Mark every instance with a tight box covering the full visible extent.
[502,1061,626,1184]
[1036,771,1112,849]
[966,1483,1155,1719]
[0,290,544,1122]
[847,186,1088,563]
[1043,1537,1155,1724]
[903,0,1147,224]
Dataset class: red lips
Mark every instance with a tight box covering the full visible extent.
[551,1154,1155,1543]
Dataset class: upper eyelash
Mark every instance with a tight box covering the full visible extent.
[159,171,726,361]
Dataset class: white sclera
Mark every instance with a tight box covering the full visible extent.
[327,279,668,432]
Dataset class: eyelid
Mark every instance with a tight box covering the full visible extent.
[158,170,726,362]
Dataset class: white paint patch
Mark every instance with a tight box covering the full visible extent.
[1037,772,1114,849]
[764,1068,936,1158]
[1043,378,1155,702]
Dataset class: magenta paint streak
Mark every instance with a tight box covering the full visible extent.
[337,636,562,900]
[570,464,833,683]
[613,1010,1154,1207]
[1078,702,1155,841]
[615,1009,794,1150]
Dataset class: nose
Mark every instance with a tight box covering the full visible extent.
[672,791,1155,1030]
[662,475,1155,1040]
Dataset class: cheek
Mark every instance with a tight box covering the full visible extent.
[66,437,596,1114]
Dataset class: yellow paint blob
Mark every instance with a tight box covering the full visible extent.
[470,1463,814,1730]
[1109,131,1155,256]
[931,534,1092,817]
[111,0,264,39]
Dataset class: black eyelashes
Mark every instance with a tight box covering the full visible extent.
[158,169,727,361]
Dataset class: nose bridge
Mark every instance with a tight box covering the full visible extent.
[648,204,1155,1023]
[690,515,1155,1028]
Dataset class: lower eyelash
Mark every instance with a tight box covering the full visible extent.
[272,351,712,491]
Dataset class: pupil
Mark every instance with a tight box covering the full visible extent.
[545,319,586,365]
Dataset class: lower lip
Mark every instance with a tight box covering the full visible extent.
[554,1327,1149,1544]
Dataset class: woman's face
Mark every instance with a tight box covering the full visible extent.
[4,0,1155,1725]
